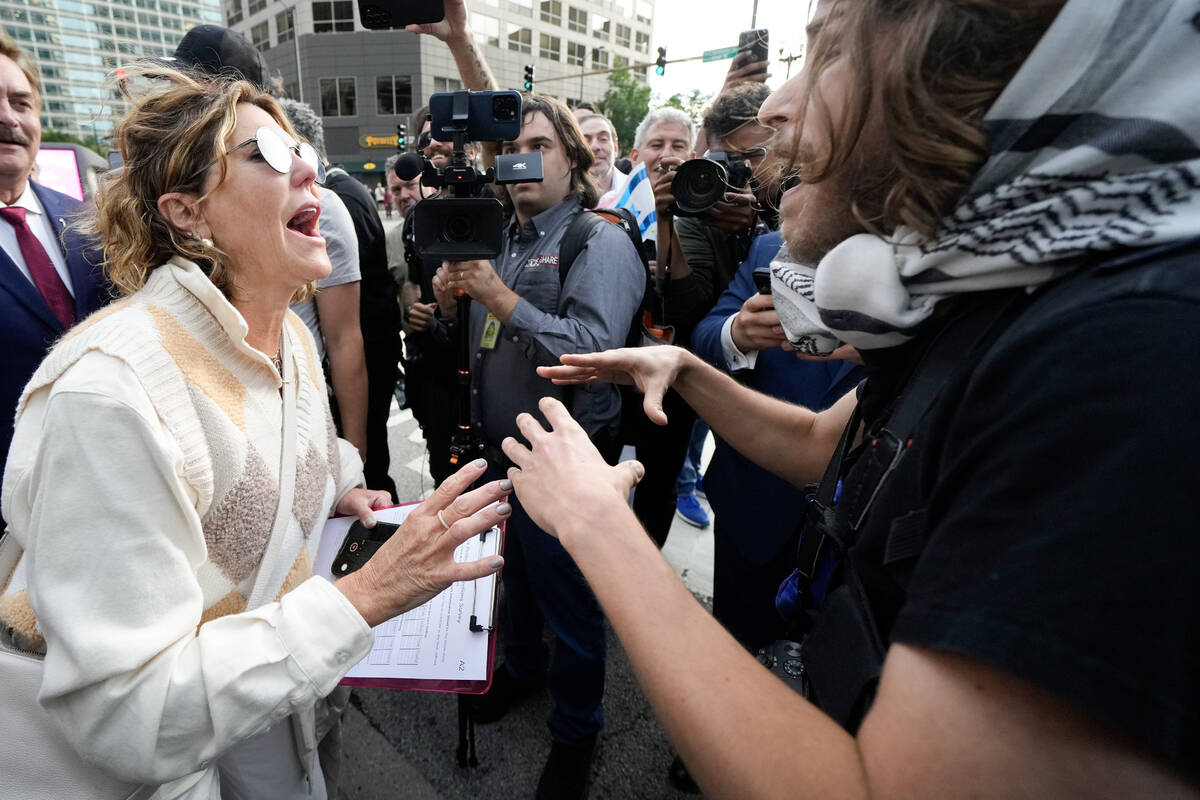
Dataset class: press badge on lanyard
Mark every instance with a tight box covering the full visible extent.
[480,313,501,350]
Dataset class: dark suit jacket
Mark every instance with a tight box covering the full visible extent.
[691,232,863,565]
[0,180,109,473]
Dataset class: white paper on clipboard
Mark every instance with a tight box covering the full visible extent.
[314,504,501,683]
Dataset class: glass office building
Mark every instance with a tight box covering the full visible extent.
[2,0,223,143]
[0,0,653,177]
[230,0,654,178]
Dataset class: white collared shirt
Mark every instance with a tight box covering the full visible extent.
[0,182,76,298]
[596,165,632,209]
[720,313,760,372]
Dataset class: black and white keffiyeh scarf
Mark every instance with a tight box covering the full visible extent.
[771,0,1200,355]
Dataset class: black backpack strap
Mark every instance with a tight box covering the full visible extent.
[792,290,1031,612]
[558,210,605,286]
[792,391,864,588]
[846,290,1030,532]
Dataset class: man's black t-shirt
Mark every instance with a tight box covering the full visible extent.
[838,239,1200,774]
[324,169,401,342]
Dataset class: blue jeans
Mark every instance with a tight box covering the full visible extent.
[489,467,606,744]
[675,419,709,497]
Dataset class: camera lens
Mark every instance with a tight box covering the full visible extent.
[443,214,475,243]
[672,159,727,216]
[493,94,519,122]
[691,170,718,195]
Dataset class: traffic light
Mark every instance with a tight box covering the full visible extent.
[523,64,535,91]
[396,122,407,151]
[655,47,667,75]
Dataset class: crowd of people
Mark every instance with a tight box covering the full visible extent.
[1,0,1198,798]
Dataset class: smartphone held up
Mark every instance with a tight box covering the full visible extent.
[358,0,444,29]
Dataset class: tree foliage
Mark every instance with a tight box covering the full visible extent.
[41,129,107,157]
[660,89,713,129]
[597,70,651,157]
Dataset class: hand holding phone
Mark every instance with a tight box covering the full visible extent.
[723,30,770,92]
[738,29,770,65]
[731,291,787,354]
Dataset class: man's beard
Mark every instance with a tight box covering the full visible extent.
[427,144,455,166]
[783,157,891,264]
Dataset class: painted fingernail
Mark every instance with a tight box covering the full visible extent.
[474,458,487,469]
[499,479,513,492]
[489,557,504,570]
[496,502,512,516]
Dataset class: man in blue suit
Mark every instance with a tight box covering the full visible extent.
[691,232,862,652]
[0,33,107,523]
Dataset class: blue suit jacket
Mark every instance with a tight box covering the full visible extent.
[0,180,108,472]
[691,232,863,565]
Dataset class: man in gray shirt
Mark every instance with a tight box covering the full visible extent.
[432,95,643,799]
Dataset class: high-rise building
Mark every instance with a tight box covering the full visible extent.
[230,0,655,180]
[2,0,223,143]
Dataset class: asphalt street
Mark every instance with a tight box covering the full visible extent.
[340,224,718,798]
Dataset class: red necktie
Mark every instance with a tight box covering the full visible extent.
[0,206,76,328]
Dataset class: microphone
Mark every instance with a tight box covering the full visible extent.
[393,152,425,181]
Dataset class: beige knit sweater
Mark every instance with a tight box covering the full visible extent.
[0,257,373,795]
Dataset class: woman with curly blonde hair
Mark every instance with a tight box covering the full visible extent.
[0,65,509,798]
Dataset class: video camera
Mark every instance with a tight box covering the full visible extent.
[670,151,754,218]
[405,90,544,261]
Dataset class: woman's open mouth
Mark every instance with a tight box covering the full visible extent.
[286,205,323,241]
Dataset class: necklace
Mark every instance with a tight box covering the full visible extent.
[271,350,283,375]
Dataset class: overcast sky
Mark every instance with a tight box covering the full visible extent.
[644,0,812,103]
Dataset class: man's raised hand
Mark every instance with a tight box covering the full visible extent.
[502,397,644,544]
[721,52,770,93]
[536,345,690,426]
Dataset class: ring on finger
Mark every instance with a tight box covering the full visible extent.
[437,509,451,530]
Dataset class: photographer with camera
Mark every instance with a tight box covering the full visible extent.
[386,110,478,486]
[425,94,644,799]
[624,88,775,546]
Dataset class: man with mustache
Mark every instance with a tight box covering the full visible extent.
[0,31,107,527]
[502,0,1200,796]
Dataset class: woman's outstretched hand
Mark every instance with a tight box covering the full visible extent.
[502,397,644,546]
[536,345,690,426]
[335,459,510,627]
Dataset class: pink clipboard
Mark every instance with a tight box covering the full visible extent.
[317,502,505,695]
